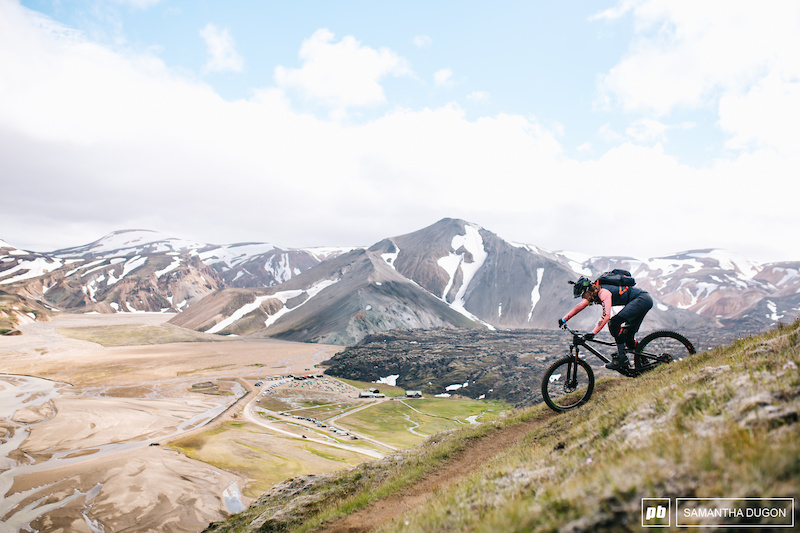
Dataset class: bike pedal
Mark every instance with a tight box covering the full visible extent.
[605,360,628,371]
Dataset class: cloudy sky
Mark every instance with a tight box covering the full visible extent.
[1,1,798,262]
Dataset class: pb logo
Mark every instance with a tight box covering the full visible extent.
[642,498,671,527]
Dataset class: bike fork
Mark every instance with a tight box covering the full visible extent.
[567,347,580,388]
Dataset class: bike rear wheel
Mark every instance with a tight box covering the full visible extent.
[634,330,696,371]
[541,356,595,412]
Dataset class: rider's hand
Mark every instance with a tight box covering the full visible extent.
[558,318,567,328]
[582,332,594,341]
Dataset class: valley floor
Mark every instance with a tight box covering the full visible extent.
[0,314,501,533]
[0,313,345,532]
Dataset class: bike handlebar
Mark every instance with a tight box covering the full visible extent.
[560,322,617,347]
[560,323,589,339]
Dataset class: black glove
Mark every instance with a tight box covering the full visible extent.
[558,318,567,328]
[582,332,595,341]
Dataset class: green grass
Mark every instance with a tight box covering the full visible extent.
[168,422,366,498]
[205,320,800,533]
[335,397,509,448]
[387,321,800,532]
[336,377,406,397]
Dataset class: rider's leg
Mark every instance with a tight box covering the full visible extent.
[606,316,629,370]
[613,293,654,351]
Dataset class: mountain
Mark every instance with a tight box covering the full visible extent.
[3,220,799,343]
[169,247,480,345]
[368,218,572,329]
[0,231,347,316]
[167,218,790,344]
[368,218,721,332]
[49,229,350,288]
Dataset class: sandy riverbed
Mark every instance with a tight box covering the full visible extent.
[0,313,342,532]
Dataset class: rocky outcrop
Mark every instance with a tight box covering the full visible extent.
[322,326,744,407]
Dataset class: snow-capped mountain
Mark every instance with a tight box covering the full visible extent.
[50,229,209,258]
[170,247,479,345]
[2,220,798,342]
[166,219,798,344]
[0,231,348,325]
[48,229,351,288]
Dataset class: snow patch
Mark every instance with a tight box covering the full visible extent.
[0,257,64,285]
[265,253,296,284]
[451,225,488,308]
[262,278,340,329]
[528,267,545,321]
[375,375,399,387]
[556,251,593,276]
[382,250,399,268]
[155,257,181,278]
[773,267,799,287]
[120,256,147,279]
[689,249,761,279]
[766,300,783,322]
[199,242,276,269]
[648,257,703,276]
[437,253,462,300]
[208,294,277,334]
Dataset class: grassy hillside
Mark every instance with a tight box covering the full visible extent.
[204,320,800,532]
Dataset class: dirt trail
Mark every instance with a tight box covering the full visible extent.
[318,381,620,533]
[319,411,554,532]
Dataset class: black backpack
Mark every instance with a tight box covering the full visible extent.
[596,269,636,287]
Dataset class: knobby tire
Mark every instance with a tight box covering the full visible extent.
[541,356,595,412]
[634,330,696,371]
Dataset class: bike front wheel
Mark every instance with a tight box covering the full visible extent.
[541,356,595,412]
[634,330,696,370]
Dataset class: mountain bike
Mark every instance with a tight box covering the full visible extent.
[541,324,696,412]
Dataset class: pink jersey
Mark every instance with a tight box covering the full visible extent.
[562,288,614,335]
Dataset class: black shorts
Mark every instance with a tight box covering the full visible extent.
[608,291,653,344]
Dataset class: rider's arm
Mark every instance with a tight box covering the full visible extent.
[591,288,613,334]
[563,299,589,321]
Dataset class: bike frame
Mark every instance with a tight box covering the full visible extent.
[562,325,663,377]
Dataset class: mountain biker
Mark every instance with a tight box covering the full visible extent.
[558,276,653,371]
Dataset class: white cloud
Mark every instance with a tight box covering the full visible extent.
[597,0,800,159]
[598,1,800,112]
[434,68,453,86]
[413,35,432,48]
[719,72,800,156]
[1,1,800,262]
[625,118,676,142]
[466,91,490,102]
[598,123,623,143]
[274,29,412,110]
[199,23,244,74]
